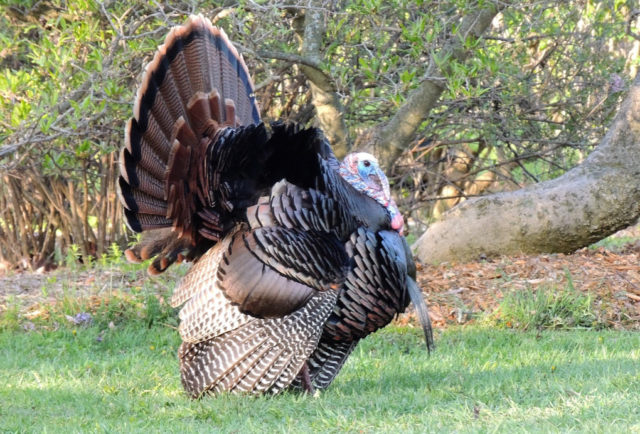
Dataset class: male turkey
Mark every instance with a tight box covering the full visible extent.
[118,15,433,398]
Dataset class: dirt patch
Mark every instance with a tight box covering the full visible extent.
[0,265,180,320]
[2,242,640,330]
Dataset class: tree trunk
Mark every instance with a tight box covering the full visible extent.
[414,73,640,264]
[299,3,350,159]
[362,1,507,169]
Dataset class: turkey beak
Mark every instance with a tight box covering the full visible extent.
[407,277,434,353]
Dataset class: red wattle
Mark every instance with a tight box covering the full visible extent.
[391,212,404,235]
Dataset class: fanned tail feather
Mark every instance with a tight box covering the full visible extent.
[117,15,261,273]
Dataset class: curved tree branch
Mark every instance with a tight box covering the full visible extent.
[256,50,325,72]
[365,1,508,169]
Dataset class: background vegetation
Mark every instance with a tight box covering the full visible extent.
[1,0,638,270]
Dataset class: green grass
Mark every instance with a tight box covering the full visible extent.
[485,280,604,331]
[1,324,639,433]
[591,232,640,250]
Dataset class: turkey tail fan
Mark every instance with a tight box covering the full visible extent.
[178,291,338,398]
[117,15,261,273]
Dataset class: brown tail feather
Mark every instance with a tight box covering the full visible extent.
[118,15,260,273]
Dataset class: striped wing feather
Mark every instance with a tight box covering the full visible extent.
[171,228,252,344]
[178,290,338,398]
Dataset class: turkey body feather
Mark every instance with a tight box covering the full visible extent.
[118,15,433,398]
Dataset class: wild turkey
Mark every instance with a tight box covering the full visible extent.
[118,15,433,398]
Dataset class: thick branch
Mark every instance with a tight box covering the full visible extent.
[257,50,324,71]
[300,4,349,158]
[370,1,507,168]
[415,72,640,264]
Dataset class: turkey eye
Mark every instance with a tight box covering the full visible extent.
[363,160,371,167]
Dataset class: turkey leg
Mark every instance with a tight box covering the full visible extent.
[299,362,315,394]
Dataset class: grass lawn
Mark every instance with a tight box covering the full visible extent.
[1,324,639,433]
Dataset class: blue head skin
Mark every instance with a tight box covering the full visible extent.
[338,152,404,234]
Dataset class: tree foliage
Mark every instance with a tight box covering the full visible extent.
[0,0,638,269]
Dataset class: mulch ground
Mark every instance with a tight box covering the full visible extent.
[416,243,640,330]
[2,241,640,330]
